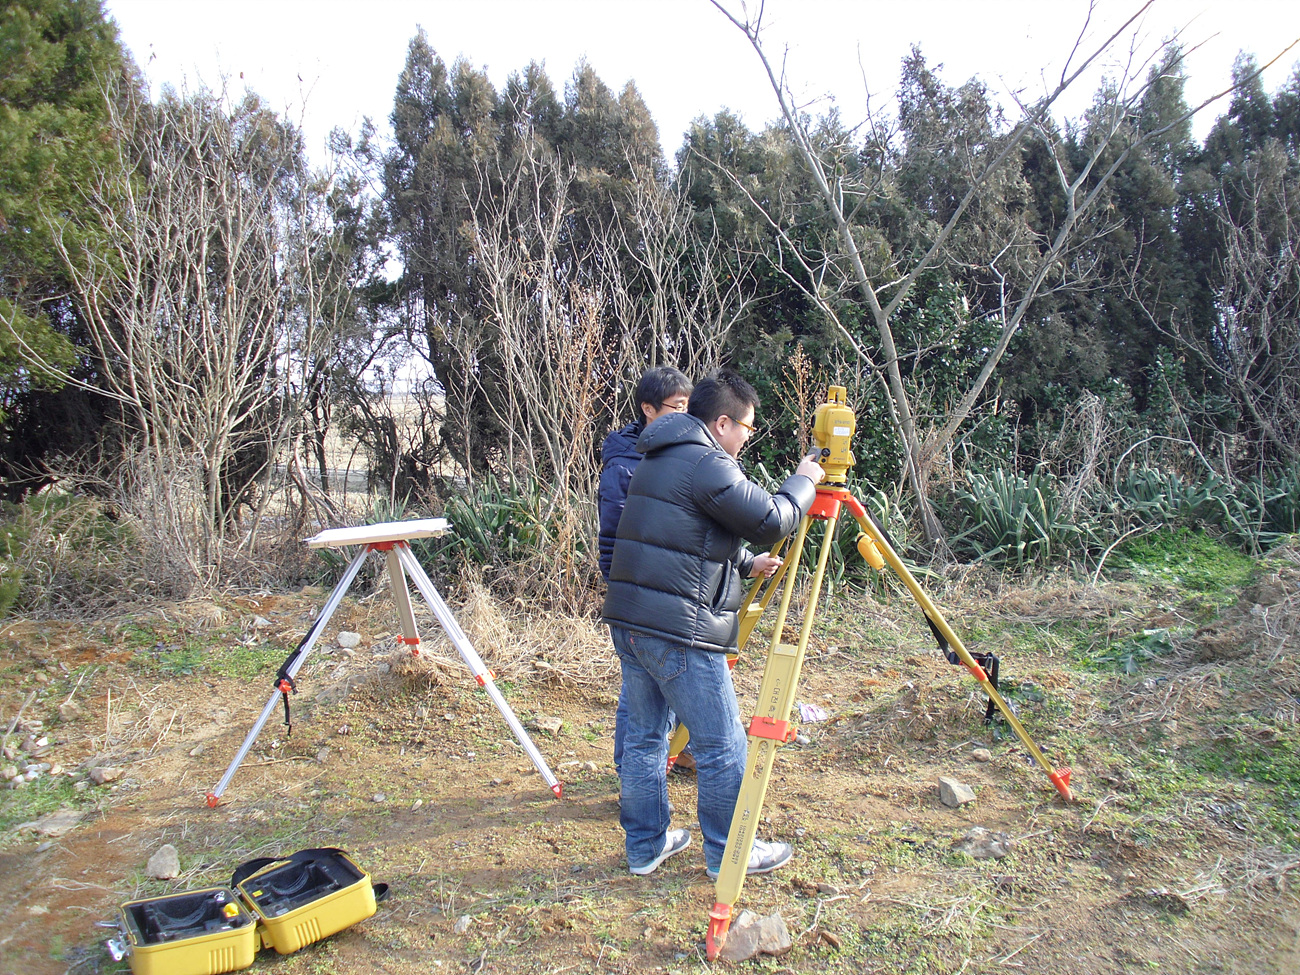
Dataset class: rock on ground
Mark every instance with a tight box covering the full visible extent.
[719,910,792,962]
[939,775,977,807]
[147,844,181,879]
[953,826,1013,859]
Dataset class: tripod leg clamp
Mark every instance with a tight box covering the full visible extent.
[747,716,794,742]
[276,675,298,735]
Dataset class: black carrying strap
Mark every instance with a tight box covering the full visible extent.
[923,615,1000,724]
[230,847,389,903]
[273,634,311,735]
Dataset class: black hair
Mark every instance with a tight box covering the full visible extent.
[634,366,693,421]
[687,368,760,425]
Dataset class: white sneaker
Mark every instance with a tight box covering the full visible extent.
[629,829,692,876]
[706,839,793,879]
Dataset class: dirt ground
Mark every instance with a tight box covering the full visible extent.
[2,568,1299,975]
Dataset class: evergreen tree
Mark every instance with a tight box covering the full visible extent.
[0,0,134,499]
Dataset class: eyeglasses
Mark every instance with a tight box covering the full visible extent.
[724,414,758,436]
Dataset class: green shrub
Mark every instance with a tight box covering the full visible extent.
[953,467,1084,568]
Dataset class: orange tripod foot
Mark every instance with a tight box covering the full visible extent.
[205,792,219,808]
[1050,767,1073,801]
[706,902,732,961]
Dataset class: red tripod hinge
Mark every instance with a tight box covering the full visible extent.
[276,678,294,695]
[475,671,495,686]
[748,715,793,742]
[966,662,987,682]
[400,636,421,645]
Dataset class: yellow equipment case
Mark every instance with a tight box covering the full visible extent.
[232,847,382,955]
[114,886,258,975]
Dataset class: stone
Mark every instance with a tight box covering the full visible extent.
[939,776,977,807]
[337,631,362,649]
[719,910,792,962]
[315,747,331,763]
[953,827,1013,859]
[972,748,993,763]
[718,910,762,962]
[147,844,181,879]
[89,766,124,785]
[1,765,16,781]
[372,793,386,803]
[253,615,273,628]
[58,701,82,722]
[526,715,564,736]
[757,913,793,956]
[188,743,205,758]
[26,808,82,837]
[453,915,472,935]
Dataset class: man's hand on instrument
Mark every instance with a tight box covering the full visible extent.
[750,553,783,578]
[795,451,826,483]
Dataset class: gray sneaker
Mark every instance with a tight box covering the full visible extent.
[629,829,692,876]
[706,839,792,879]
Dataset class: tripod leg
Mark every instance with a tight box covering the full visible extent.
[843,494,1072,801]
[393,544,564,799]
[707,510,838,960]
[385,546,422,652]
[207,544,372,807]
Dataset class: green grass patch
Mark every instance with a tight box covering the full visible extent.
[1110,528,1256,602]
[0,775,101,842]
[1187,717,1300,847]
[123,619,280,679]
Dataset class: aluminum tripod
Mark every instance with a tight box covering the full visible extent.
[206,519,563,807]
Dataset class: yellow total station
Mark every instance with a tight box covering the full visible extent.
[811,385,855,485]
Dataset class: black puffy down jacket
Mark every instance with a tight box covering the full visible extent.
[601,412,816,653]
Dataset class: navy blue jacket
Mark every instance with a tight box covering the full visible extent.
[598,420,645,580]
[601,413,815,653]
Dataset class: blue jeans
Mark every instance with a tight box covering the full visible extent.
[612,683,676,773]
[610,626,747,872]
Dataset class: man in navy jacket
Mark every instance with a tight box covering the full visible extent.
[603,369,824,877]
[598,367,693,772]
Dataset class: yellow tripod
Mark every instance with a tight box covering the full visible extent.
[703,389,1073,960]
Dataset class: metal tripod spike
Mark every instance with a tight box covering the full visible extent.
[206,519,563,807]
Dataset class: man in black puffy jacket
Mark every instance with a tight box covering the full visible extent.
[602,369,824,877]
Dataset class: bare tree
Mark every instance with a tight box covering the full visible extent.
[448,119,750,595]
[38,85,346,588]
[712,0,1298,545]
[601,162,755,386]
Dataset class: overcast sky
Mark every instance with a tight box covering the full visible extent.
[105,0,1300,163]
